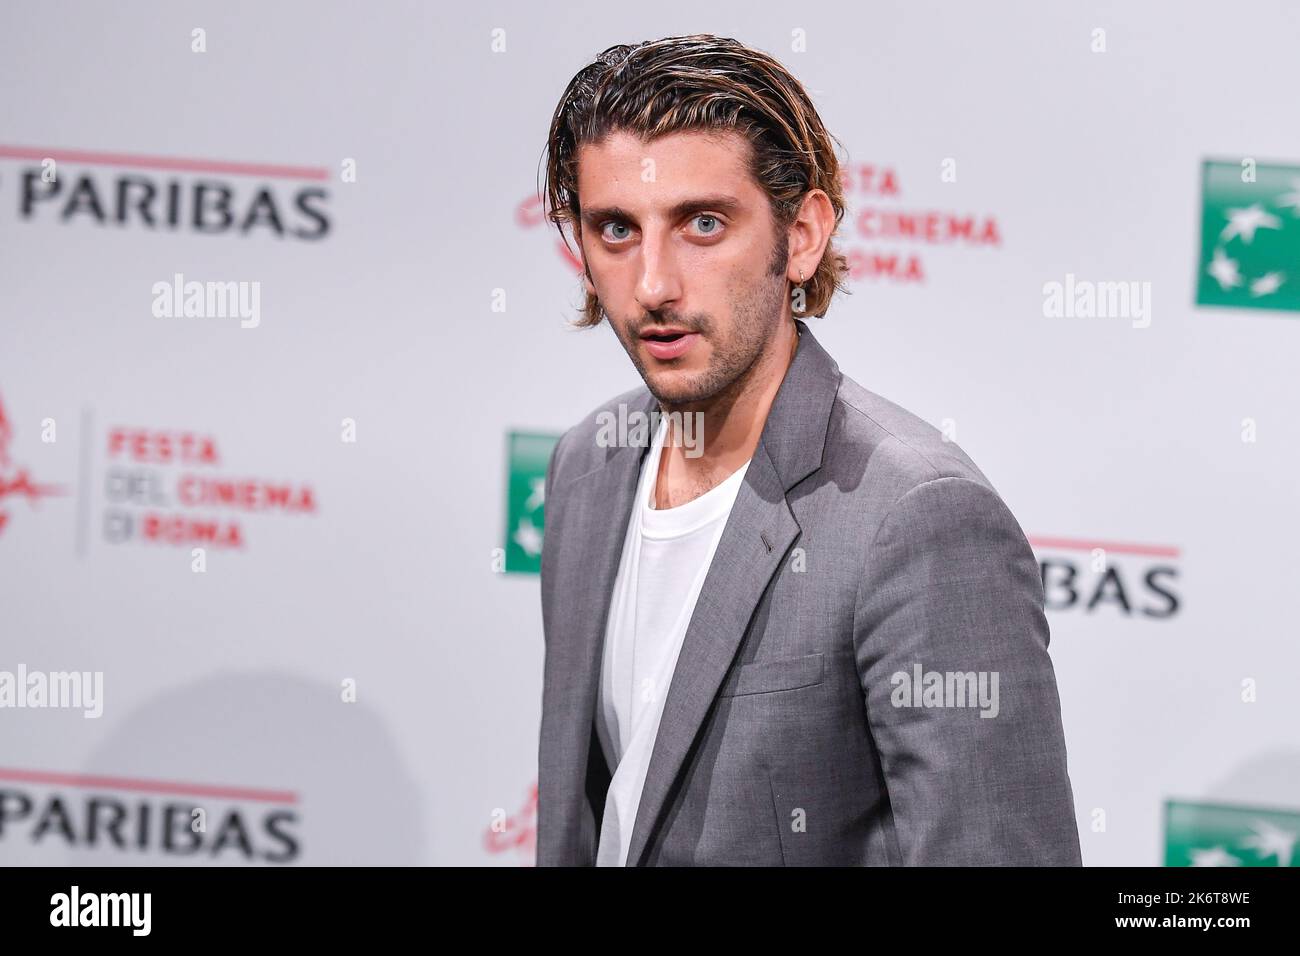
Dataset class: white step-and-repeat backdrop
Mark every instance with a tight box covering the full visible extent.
[1,1,1297,865]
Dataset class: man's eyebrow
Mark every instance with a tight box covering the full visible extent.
[579,195,744,227]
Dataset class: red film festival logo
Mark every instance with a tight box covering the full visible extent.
[484,781,537,865]
[104,427,318,549]
[0,393,66,536]
[840,163,1000,282]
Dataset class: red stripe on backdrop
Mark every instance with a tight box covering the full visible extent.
[0,767,299,804]
[1028,536,1181,559]
[0,145,330,181]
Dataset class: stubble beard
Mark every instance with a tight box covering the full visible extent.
[607,228,791,413]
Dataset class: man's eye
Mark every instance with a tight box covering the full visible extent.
[693,215,721,236]
[602,222,632,242]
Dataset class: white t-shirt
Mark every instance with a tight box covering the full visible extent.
[594,415,751,866]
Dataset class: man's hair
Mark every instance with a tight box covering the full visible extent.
[542,34,850,327]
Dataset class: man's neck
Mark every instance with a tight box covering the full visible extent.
[651,320,800,510]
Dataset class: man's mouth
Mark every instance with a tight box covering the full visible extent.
[639,328,700,361]
[639,326,693,341]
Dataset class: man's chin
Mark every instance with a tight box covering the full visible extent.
[643,368,719,407]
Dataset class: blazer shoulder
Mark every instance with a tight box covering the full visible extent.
[831,372,996,495]
[549,383,652,487]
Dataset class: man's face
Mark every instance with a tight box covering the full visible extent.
[575,129,790,407]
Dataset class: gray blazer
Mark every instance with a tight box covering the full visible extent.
[538,319,1082,866]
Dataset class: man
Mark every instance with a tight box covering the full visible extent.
[536,34,1081,866]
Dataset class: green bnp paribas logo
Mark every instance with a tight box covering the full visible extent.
[1164,799,1299,866]
[1196,159,1300,313]
[502,431,559,575]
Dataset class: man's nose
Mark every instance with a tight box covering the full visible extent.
[634,229,682,314]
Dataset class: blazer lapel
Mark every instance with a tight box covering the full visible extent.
[624,319,842,865]
[624,442,799,866]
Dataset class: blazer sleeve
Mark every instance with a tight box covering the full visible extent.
[852,475,1083,865]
